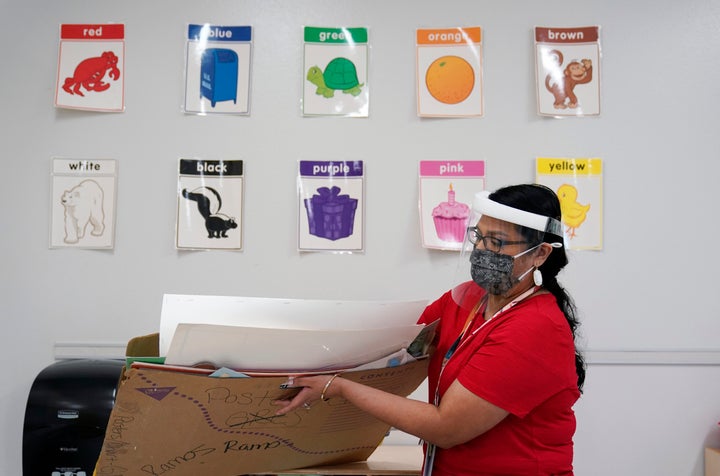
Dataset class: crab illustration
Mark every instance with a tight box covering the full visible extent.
[62,51,120,97]
[306,57,364,98]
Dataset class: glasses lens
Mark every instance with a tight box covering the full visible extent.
[486,237,502,252]
[467,227,479,244]
[468,227,503,252]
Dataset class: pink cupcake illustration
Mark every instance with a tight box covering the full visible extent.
[432,183,470,242]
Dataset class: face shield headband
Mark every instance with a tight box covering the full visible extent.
[472,191,564,239]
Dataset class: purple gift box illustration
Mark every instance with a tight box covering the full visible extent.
[304,186,358,240]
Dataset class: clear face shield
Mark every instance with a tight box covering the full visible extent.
[450,191,565,314]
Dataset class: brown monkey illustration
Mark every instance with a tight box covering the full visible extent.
[544,49,593,109]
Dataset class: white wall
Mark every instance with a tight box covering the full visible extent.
[2,0,720,475]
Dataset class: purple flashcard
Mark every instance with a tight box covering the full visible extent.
[298,160,364,252]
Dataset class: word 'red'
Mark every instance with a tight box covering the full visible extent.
[81,26,104,37]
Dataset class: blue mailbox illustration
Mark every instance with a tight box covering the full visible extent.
[200,48,238,107]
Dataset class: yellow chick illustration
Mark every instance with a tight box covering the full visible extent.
[557,184,590,238]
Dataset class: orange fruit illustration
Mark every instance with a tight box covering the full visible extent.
[425,55,475,105]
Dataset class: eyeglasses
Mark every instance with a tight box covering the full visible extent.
[466,227,531,253]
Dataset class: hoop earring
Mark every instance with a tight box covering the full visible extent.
[533,268,543,286]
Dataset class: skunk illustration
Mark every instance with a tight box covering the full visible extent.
[181,186,238,238]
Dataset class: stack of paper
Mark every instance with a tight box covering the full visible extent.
[160,294,432,372]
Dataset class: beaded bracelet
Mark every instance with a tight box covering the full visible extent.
[321,374,340,401]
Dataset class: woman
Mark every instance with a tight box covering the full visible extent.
[275,184,585,476]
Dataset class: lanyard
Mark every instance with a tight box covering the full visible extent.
[440,295,487,371]
[438,284,539,394]
[421,285,540,476]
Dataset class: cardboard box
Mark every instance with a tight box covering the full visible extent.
[94,334,428,476]
[707,447,720,476]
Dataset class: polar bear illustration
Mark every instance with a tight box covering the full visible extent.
[61,179,105,244]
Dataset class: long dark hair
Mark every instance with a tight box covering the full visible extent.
[489,183,586,392]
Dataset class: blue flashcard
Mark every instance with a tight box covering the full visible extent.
[184,25,252,115]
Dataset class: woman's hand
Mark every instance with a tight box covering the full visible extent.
[274,374,341,415]
[275,372,508,448]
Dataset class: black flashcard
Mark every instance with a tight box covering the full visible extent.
[176,159,243,250]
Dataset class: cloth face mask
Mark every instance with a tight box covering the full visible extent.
[469,244,540,295]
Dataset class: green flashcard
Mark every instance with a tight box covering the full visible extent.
[302,27,369,117]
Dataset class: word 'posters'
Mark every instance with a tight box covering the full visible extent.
[417,27,483,117]
[303,27,369,117]
[51,158,117,249]
[177,159,243,250]
[419,160,485,250]
[535,26,601,117]
[298,160,364,252]
[55,24,125,112]
[184,24,252,115]
[536,157,603,250]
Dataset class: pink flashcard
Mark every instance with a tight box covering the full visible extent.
[419,160,485,251]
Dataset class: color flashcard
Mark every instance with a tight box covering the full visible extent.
[55,24,125,112]
[50,158,117,249]
[298,160,364,252]
[417,27,483,117]
[536,158,603,250]
[176,159,243,250]
[535,26,601,117]
[419,160,485,250]
[184,24,252,115]
[303,27,369,117]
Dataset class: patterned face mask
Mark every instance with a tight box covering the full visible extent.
[469,244,539,295]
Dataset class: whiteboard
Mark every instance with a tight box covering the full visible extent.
[2,0,720,365]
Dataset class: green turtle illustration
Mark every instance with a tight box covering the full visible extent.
[306,57,364,98]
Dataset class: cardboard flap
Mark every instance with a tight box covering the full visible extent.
[125,332,159,357]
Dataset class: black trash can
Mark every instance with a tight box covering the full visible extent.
[23,359,124,476]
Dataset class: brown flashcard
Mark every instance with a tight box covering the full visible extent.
[535,26,601,117]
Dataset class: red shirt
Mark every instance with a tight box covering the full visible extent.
[417,282,579,476]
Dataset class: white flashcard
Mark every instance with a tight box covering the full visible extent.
[50,158,117,249]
